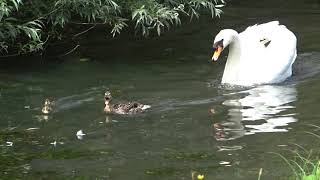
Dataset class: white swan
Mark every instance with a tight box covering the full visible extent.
[212,21,297,86]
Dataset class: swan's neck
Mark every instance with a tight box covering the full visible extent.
[221,34,242,84]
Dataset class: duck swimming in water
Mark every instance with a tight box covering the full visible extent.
[42,99,53,114]
[104,91,151,115]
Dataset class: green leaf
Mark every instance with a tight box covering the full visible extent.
[215,4,225,8]
[79,58,90,62]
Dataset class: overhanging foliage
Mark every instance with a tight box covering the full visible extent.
[0,0,224,56]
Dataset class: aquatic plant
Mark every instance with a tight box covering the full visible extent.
[271,126,320,180]
[0,0,225,56]
[273,151,320,180]
[257,168,263,180]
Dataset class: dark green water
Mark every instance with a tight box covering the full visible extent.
[1,1,320,179]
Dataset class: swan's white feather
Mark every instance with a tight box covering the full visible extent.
[215,21,297,86]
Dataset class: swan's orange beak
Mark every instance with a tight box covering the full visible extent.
[212,46,222,61]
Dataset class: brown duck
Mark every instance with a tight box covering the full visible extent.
[104,91,151,115]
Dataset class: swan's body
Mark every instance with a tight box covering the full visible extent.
[212,21,297,86]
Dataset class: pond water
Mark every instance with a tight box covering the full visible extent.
[1,0,320,179]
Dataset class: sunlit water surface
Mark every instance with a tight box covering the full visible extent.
[1,1,320,179]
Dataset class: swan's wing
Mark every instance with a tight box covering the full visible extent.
[239,21,297,83]
[239,21,282,56]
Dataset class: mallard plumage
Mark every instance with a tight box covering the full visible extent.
[104,91,151,115]
[42,98,53,114]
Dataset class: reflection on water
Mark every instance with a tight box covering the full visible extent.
[214,85,297,141]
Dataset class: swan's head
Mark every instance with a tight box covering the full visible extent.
[212,29,238,61]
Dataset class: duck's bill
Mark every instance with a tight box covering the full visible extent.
[212,46,222,61]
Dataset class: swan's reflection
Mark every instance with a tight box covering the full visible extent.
[214,85,297,141]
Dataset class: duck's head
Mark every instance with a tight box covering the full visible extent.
[44,99,51,106]
[42,98,52,114]
[212,29,238,61]
[104,91,112,103]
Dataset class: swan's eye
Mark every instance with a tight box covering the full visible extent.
[213,39,224,50]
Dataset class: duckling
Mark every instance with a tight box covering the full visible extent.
[42,98,53,114]
[104,91,151,115]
